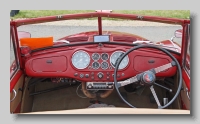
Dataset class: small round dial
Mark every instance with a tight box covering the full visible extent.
[101,53,109,61]
[92,62,100,69]
[72,50,90,69]
[101,62,109,70]
[110,51,129,70]
[92,53,100,61]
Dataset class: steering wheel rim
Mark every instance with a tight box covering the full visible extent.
[114,44,182,109]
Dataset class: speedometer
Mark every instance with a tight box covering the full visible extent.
[72,50,90,69]
[110,51,129,70]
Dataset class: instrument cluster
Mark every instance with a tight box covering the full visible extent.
[91,53,109,70]
[71,50,129,71]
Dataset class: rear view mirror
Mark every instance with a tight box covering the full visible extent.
[18,31,31,40]
[174,29,182,38]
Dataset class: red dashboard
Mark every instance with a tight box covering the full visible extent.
[25,44,180,82]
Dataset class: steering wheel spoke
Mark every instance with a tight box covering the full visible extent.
[153,61,176,74]
[150,85,162,108]
[117,76,138,88]
[114,45,182,109]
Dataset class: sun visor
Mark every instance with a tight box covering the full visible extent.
[20,37,53,50]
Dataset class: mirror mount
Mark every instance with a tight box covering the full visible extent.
[171,29,182,42]
[174,29,182,38]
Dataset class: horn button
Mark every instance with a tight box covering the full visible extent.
[140,71,156,86]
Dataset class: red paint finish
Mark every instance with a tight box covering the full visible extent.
[65,36,89,42]
[59,31,149,43]
[10,70,23,92]
[14,12,189,27]
[25,45,179,81]
[32,56,67,72]
[182,69,190,91]
[13,25,23,68]
[98,17,102,35]
[180,24,190,67]
[133,55,170,72]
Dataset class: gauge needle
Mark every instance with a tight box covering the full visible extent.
[76,59,82,64]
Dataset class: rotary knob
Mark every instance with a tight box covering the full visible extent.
[97,72,104,79]
[88,84,92,89]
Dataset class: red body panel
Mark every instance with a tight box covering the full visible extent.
[10,11,190,111]
[25,45,179,82]
[13,12,190,27]
[32,56,67,72]
[10,70,23,93]
[59,31,148,42]
[182,69,190,91]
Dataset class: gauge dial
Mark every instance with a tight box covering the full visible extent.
[110,51,129,70]
[101,53,109,61]
[72,50,90,69]
[92,53,100,61]
[101,62,109,70]
[92,62,100,69]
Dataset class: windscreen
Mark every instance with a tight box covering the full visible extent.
[16,18,182,46]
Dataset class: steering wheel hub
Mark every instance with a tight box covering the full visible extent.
[141,71,155,86]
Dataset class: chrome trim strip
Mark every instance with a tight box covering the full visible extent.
[10,89,17,102]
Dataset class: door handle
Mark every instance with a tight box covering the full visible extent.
[10,89,17,102]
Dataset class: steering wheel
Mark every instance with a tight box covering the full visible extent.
[114,45,182,109]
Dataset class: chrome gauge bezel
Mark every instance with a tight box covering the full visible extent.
[101,53,109,61]
[110,51,129,70]
[92,61,100,70]
[101,61,109,70]
[71,50,90,69]
[92,53,100,61]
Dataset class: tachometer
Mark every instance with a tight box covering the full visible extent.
[72,50,90,69]
[110,51,129,70]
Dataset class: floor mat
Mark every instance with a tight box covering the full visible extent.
[31,81,163,112]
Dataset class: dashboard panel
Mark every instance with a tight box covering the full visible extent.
[25,45,179,82]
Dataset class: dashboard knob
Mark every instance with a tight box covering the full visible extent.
[80,73,84,78]
[85,74,89,78]
[97,72,104,79]
[88,84,92,89]
[74,73,78,77]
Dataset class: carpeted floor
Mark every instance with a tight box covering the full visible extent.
[30,81,164,112]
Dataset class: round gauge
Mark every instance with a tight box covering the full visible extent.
[92,62,100,69]
[92,53,100,61]
[101,62,109,70]
[72,50,90,69]
[101,53,109,61]
[110,51,129,70]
